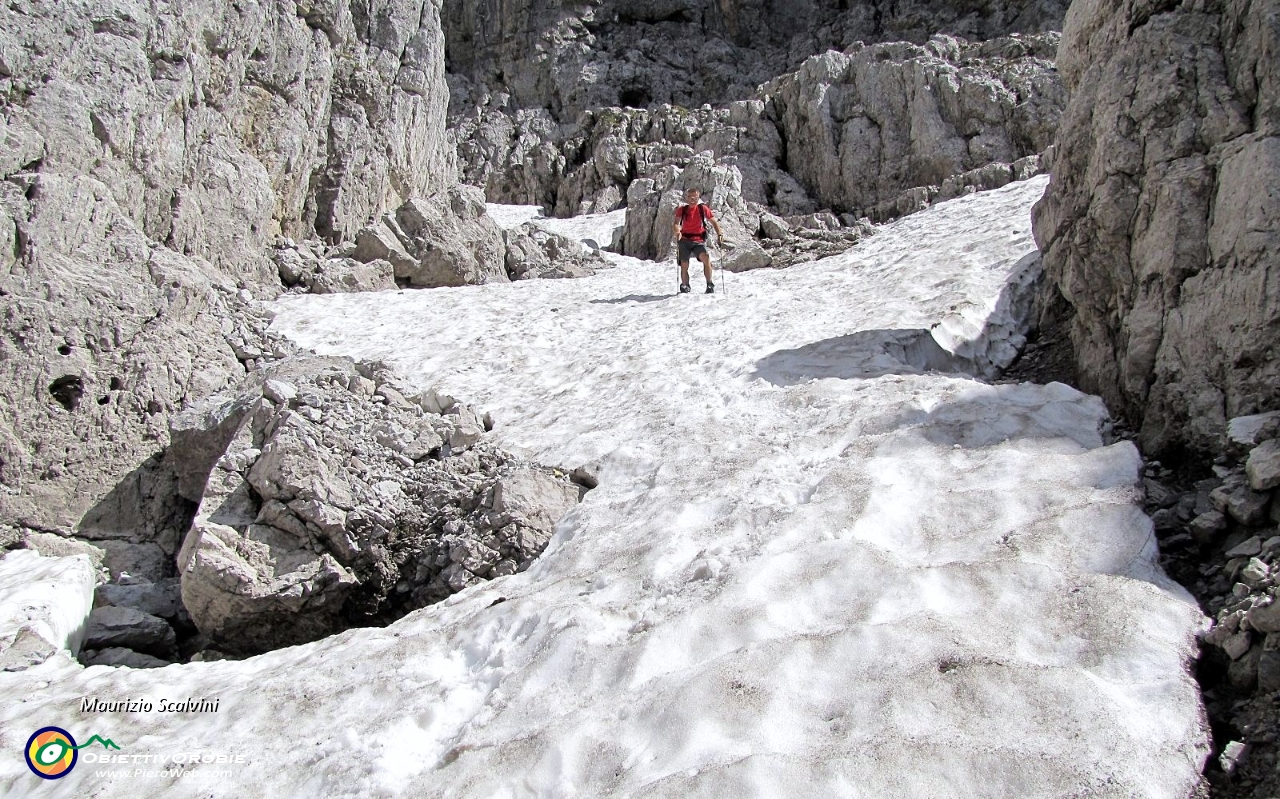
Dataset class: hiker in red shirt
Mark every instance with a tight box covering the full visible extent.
[672,187,725,294]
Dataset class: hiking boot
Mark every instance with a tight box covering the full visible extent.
[705,282,715,294]
[679,283,691,293]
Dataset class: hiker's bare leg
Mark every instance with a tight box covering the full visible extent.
[679,259,690,285]
[699,252,713,283]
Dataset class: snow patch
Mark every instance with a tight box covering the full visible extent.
[0,550,96,659]
[0,178,1209,797]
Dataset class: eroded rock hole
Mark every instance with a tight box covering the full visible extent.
[57,344,71,355]
[618,10,691,24]
[618,86,652,108]
[48,375,83,410]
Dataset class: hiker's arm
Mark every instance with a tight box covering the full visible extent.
[712,219,725,243]
[672,217,681,240]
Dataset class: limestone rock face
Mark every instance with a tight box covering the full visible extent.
[2,0,452,270]
[1031,0,1280,455]
[444,0,1067,120]
[765,34,1062,215]
[0,0,453,535]
[453,101,798,218]
[0,188,262,536]
[453,34,1061,227]
[171,357,585,654]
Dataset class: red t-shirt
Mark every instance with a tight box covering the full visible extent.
[676,203,714,242]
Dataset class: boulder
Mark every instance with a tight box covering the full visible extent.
[171,356,585,654]
[1246,440,1280,492]
[177,520,359,653]
[1229,413,1280,454]
[301,258,397,295]
[351,187,509,288]
[492,469,582,533]
[1212,483,1272,527]
[95,579,183,620]
[1248,600,1280,635]
[503,223,608,280]
[1189,511,1228,545]
[83,606,176,658]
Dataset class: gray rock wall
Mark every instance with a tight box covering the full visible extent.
[767,34,1062,214]
[444,0,1068,118]
[1031,0,1280,455]
[1,0,453,536]
[454,33,1061,224]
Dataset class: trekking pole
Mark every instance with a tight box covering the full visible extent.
[719,241,727,297]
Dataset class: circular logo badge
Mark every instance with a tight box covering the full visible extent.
[25,727,78,779]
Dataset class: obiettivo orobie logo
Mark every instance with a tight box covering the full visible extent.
[24,727,120,780]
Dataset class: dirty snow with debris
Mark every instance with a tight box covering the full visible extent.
[0,176,1209,797]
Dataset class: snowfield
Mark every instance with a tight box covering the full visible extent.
[0,176,1210,797]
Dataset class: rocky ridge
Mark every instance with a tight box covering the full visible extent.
[453,31,1062,271]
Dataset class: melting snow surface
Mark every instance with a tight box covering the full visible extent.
[0,177,1209,797]
[0,551,95,656]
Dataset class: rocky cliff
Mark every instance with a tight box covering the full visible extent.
[454,30,1064,271]
[444,0,1068,118]
[0,0,453,541]
[1032,0,1280,456]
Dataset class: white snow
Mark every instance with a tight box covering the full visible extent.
[0,177,1209,797]
[0,550,96,656]
[488,202,627,249]
[485,204,545,230]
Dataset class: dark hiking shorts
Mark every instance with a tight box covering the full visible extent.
[677,239,708,263]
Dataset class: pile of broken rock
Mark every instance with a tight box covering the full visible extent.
[1144,411,1280,789]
